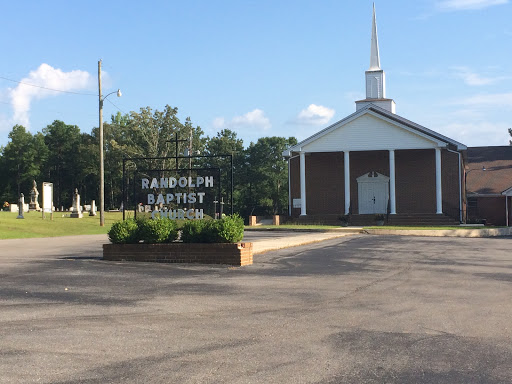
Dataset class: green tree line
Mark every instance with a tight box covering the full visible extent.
[0,105,296,218]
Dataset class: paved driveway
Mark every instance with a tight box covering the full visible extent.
[1,235,511,383]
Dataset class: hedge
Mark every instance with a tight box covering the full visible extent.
[107,214,244,244]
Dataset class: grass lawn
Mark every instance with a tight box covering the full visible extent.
[0,211,125,240]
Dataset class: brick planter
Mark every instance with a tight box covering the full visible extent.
[103,242,253,266]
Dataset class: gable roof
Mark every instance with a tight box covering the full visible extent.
[283,104,466,156]
[467,146,512,195]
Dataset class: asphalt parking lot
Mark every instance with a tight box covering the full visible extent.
[1,234,512,383]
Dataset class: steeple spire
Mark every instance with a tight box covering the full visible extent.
[369,3,380,70]
[355,3,396,113]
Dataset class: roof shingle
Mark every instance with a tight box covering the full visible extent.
[467,146,512,195]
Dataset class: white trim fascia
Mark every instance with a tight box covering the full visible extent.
[502,186,512,196]
[300,146,448,154]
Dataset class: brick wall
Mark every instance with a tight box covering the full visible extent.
[395,149,436,213]
[103,243,253,266]
[305,152,345,215]
[442,150,461,219]
[290,156,300,216]
[474,196,506,226]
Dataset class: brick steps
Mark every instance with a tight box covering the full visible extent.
[290,213,460,226]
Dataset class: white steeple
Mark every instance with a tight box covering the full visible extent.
[356,3,396,113]
[369,3,380,71]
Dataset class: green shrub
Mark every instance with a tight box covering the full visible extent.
[181,215,244,243]
[216,214,244,243]
[108,215,244,244]
[108,219,139,244]
[136,218,178,243]
[181,219,217,243]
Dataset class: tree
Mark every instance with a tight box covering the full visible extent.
[509,128,511,145]
[0,125,48,202]
[125,105,203,166]
[203,129,245,215]
[104,106,204,210]
[42,121,82,208]
[244,136,297,216]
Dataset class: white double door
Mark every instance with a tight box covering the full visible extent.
[357,172,389,214]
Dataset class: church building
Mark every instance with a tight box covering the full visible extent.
[283,5,468,226]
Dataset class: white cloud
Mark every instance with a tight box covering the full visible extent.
[455,92,512,106]
[9,63,94,127]
[294,104,335,126]
[436,0,508,11]
[452,66,503,86]
[212,109,271,132]
[452,66,512,86]
[438,121,510,146]
[212,117,225,129]
[344,91,365,102]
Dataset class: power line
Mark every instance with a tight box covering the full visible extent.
[106,98,126,114]
[0,75,97,96]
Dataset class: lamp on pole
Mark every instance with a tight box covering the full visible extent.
[98,59,122,226]
[464,165,486,223]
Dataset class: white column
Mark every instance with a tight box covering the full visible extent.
[344,151,350,215]
[389,149,396,214]
[300,151,306,216]
[435,148,443,214]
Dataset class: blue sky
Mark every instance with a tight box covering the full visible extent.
[1,0,511,148]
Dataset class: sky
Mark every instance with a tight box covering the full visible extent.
[1,0,511,149]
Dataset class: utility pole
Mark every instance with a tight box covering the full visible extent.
[98,60,104,226]
[97,60,121,226]
[188,128,193,209]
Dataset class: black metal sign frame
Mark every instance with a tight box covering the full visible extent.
[122,154,233,220]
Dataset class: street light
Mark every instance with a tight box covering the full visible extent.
[98,59,122,226]
[464,165,486,223]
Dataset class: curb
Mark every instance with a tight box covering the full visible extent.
[364,227,512,238]
[252,232,356,254]
[245,227,363,234]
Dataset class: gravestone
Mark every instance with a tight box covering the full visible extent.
[16,193,25,219]
[89,200,97,216]
[70,188,83,218]
[29,180,40,211]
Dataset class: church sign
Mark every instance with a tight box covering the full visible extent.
[141,175,214,220]
[122,153,233,222]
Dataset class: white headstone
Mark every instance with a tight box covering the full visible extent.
[16,194,25,219]
[89,200,97,216]
[70,188,83,218]
[29,180,40,211]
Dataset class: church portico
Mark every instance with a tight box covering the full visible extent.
[289,147,458,220]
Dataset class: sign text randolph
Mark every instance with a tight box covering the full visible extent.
[142,176,214,220]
